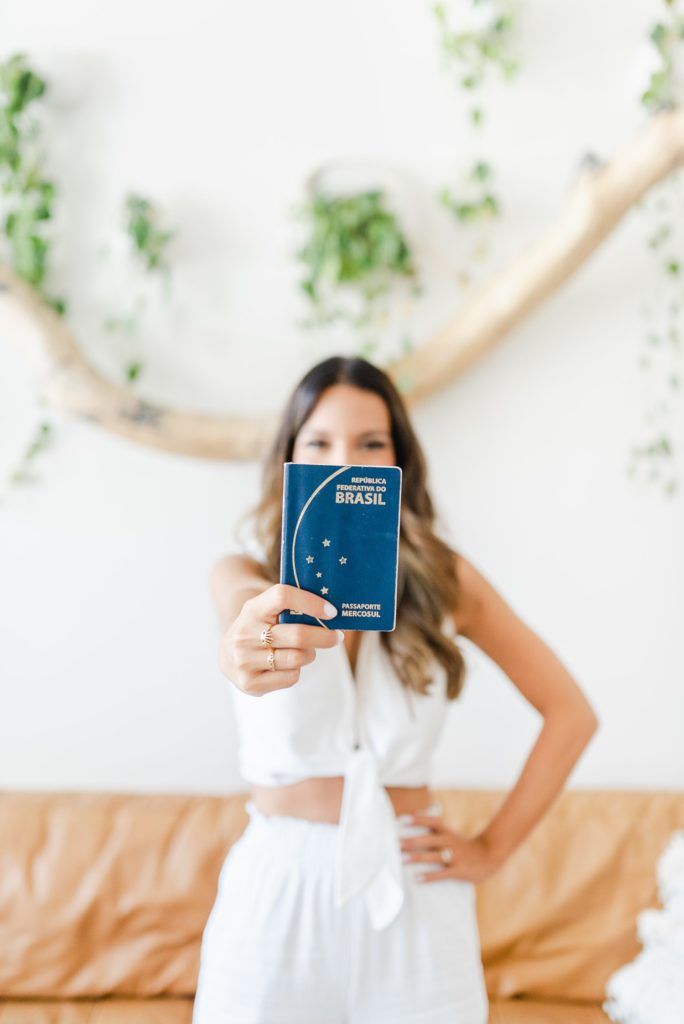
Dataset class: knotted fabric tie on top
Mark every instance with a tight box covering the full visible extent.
[332,747,405,931]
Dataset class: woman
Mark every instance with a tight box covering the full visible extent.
[193,355,599,1024]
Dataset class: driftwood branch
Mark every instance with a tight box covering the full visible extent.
[1,108,683,459]
[395,107,684,406]
[0,270,280,459]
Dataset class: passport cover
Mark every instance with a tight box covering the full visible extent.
[278,462,402,631]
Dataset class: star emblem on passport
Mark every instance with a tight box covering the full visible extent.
[299,534,350,610]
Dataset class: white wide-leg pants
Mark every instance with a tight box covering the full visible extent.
[192,799,489,1024]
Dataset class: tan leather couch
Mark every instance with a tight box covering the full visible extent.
[1,787,682,1023]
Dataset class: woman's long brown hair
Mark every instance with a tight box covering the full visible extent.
[234,355,467,701]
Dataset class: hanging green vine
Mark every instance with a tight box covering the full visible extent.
[640,0,684,111]
[103,192,175,382]
[433,0,520,249]
[627,0,684,496]
[7,420,54,487]
[438,159,499,224]
[433,0,519,122]
[0,52,65,313]
[293,187,421,356]
[0,53,65,497]
[0,52,176,495]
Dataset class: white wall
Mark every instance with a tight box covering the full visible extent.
[1,0,682,795]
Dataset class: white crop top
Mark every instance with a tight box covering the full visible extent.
[224,537,456,930]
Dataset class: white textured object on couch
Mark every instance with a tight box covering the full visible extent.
[603,830,684,1024]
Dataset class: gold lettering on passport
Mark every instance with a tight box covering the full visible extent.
[335,475,387,506]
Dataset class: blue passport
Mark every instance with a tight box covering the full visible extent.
[278,462,402,631]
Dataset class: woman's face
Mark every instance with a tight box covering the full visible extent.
[292,383,396,467]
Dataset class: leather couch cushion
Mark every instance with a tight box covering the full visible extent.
[0,787,681,1004]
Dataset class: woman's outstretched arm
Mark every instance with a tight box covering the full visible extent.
[453,552,600,867]
[209,554,271,632]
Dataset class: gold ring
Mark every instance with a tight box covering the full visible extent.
[267,649,276,671]
[260,625,274,646]
[440,846,454,865]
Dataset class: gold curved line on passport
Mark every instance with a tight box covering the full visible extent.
[291,465,350,628]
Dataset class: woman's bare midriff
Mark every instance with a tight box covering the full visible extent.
[251,776,436,823]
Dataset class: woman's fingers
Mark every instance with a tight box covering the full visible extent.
[251,621,342,650]
[401,832,452,853]
[238,643,317,676]
[224,585,343,695]
[400,818,454,863]
[403,848,451,863]
[247,583,338,626]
